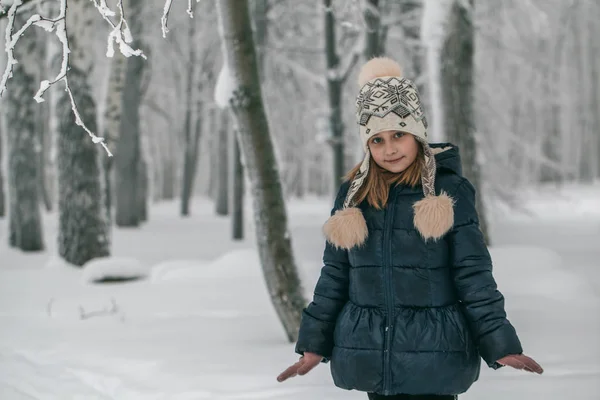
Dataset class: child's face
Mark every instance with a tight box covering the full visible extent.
[367,130,419,173]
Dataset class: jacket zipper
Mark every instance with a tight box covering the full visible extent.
[382,188,397,395]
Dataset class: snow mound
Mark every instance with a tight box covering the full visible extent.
[150,259,208,282]
[202,249,262,279]
[150,249,262,282]
[490,246,597,303]
[82,257,148,284]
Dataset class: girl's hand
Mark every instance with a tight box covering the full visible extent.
[276,352,323,382]
[497,354,544,374]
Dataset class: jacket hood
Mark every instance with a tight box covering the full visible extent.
[429,142,462,176]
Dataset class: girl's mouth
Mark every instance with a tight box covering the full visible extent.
[386,156,404,164]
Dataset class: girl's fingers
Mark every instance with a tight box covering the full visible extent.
[277,360,303,382]
[297,358,320,376]
[521,356,544,374]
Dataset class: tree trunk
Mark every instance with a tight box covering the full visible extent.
[324,0,345,190]
[0,115,5,218]
[230,116,244,239]
[251,0,269,81]
[102,49,127,222]
[215,108,229,215]
[363,0,383,59]
[216,0,306,341]
[36,32,52,213]
[5,16,44,251]
[138,155,148,222]
[162,159,176,199]
[115,0,144,227]
[592,5,600,179]
[398,0,428,110]
[180,17,199,216]
[440,0,490,244]
[57,0,109,265]
[37,98,52,212]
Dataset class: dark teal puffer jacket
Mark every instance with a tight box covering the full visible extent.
[295,143,523,396]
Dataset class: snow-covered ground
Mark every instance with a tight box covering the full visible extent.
[0,183,599,399]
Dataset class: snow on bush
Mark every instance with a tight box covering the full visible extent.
[82,257,148,284]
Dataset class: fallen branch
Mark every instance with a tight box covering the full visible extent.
[79,298,119,320]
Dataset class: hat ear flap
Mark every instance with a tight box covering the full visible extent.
[412,141,454,240]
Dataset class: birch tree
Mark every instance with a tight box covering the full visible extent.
[5,17,44,251]
[57,0,109,265]
[216,0,305,341]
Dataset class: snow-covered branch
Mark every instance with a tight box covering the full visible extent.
[0,0,22,97]
[327,36,362,84]
[0,0,39,20]
[90,0,146,59]
[32,0,113,155]
[161,0,173,37]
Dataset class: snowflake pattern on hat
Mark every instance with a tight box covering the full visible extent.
[355,77,428,133]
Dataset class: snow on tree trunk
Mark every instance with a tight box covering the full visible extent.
[57,0,109,265]
[439,0,490,244]
[181,17,199,217]
[215,108,229,216]
[5,17,44,251]
[115,0,144,227]
[216,0,306,341]
[422,0,453,143]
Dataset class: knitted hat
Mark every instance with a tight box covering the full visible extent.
[323,57,454,250]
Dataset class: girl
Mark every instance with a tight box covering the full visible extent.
[276,57,543,399]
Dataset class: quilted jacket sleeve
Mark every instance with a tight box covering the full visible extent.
[294,184,351,361]
[449,178,523,369]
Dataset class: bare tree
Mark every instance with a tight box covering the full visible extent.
[323,0,360,189]
[0,114,5,218]
[439,0,490,243]
[57,0,109,265]
[363,0,385,59]
[115,0,146,227]
[216,0,306,340]
[5,17,44,251]
[102,43,127,221]
[214,107,229,216]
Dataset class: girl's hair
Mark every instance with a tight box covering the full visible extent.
[343,140,424,210]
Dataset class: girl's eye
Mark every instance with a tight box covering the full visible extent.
[394,132,405,138]
[372,137,382,144]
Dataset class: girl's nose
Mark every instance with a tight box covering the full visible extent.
[385,143,397,156]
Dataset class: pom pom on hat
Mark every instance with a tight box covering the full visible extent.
[358,57,403,87]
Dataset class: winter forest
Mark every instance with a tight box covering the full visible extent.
[0,0,599,398]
